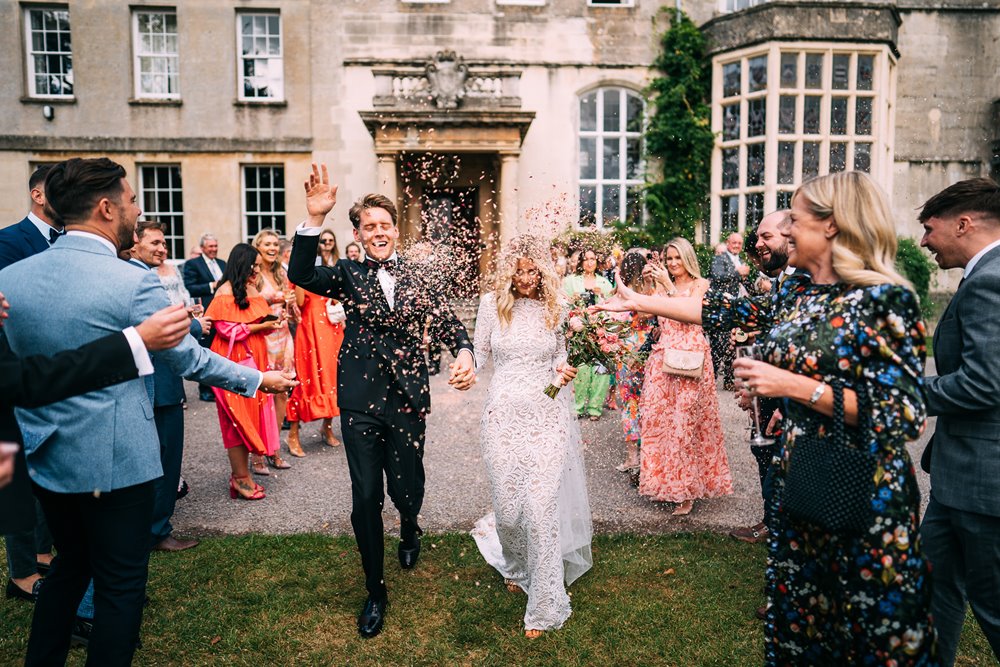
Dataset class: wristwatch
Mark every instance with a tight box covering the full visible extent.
[808,382,827,406]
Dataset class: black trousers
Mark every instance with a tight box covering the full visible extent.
[26,480,155,667]
[151,404,184,545]
[340,388,426,600]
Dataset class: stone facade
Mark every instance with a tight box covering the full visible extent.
[0,0,996,289]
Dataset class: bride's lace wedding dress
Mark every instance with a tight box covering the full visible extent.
[471,293,593,631]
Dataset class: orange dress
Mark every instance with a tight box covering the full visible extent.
[205,294,279,456]
[286,291,343,423]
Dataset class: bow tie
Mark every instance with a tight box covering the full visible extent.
[365,258,397,275]
[48,227,65,245]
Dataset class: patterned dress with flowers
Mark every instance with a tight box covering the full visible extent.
[613,312,657,443]
[703,273,938,666]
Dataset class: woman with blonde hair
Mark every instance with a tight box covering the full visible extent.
[598,171,936,664]
[636,238,731,515]
[251,229,294,472]
[471,234,592,638]
[286,228,344,454]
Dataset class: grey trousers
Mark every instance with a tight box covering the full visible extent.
[921,494,1000,666]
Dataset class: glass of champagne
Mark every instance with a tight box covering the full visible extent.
[735,344,776,446]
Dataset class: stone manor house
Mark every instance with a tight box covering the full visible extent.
[0,0,996,288]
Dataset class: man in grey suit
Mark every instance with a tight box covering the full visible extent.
[918,177,1000,665]
[0,157,297,666]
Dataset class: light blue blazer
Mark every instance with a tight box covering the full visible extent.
[0,234,260,494]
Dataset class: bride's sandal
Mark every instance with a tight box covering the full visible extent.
[504,579,523,594]
[524,629,543,639]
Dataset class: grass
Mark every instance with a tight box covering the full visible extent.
[1,533,995,666]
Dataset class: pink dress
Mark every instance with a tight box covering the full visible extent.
[258,273,294,372]
[638,290,733,503]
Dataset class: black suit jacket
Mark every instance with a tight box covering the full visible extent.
[0,217,50,271]
[0,332,139,533]
[288,234,472,414]
[182,255,227,310]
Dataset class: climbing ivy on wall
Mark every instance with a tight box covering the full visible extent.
[616,8,714,249]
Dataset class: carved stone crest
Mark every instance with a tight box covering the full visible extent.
[425,51,468,110]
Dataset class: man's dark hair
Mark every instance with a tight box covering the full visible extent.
[348,193,397,229]
[29,165,51,191]
[44,158,126,225]
[744,230,760,264]
[218,243,259,310]
[136,219,164,239]
[918,178,1000,224]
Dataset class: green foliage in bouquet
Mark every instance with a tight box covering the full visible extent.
[632,8,714,247]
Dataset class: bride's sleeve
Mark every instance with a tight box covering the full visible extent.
[473,293,495,370]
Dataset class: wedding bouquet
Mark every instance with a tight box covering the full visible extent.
[543,305,634,399]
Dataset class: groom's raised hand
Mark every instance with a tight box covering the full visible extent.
[303,162,338,227]
[447,349,476,391]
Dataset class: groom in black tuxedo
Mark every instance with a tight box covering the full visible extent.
[288,164,475,639]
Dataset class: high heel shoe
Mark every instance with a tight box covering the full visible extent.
[267,454,291,470]
[229,475,265,500]
[286,423,305,457]
[251,455,269,476]
[323,423,340,447]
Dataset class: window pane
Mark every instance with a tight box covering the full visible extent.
[747,98,766,137]
[746,143,765,187]
[723,62,741,97]
[746,193,764,228]
[722,148,740,190]
[855,97,873,135]
[579,187,596,226]
[804,96,821,134]
[857,55,874,91]
[830,97,848,135]
[626,185,643,226]
[832,54,850,90]
[626,94,643,133]
[748,56,767,92]
[830,143,847,172]
[777,191,793,210]
[626,138,642,179]
[579,138,596,179]
[802,142,820,179]
[854,143,872,173]
[721,195,739,234]
[778,96,796,134]
[805,53,823,89]
[603,90,620,132]
[723,103,740,141]
[603,138,620,180]
[602,185,621,224]
[777,142,795,185]
[780,52,798,88]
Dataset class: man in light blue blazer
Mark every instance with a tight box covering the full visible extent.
[0,157,297,667]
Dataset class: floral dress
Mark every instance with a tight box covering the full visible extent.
[613,312,657,442]
[704,273,938,666]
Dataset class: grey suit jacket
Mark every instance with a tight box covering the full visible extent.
[924,244,1000,516]
[0,234,261,494]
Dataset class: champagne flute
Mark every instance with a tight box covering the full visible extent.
[735,344,776,446]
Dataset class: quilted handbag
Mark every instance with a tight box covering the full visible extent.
[661,348,704,379]
[783,378,877,534]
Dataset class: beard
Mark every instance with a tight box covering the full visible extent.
[762,247,789,274]
[117,212,137,253]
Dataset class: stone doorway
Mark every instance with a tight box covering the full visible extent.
[421,186,480,299]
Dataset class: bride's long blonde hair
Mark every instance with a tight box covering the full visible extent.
[493,234,563,330]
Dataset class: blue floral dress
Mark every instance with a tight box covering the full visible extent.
[704,273,938,666]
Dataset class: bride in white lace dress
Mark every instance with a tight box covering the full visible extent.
[471,235,593,637]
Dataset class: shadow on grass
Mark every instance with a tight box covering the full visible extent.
[0,533,994,666]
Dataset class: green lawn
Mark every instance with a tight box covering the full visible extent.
[1,533,995,666]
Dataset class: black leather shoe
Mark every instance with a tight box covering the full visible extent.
[398,534,420,569]
[70,617,92,648]
[5,578,43,602]
[198,392,215,402]
[357,596,388,638]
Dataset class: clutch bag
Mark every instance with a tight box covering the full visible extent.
[661,348,704,379]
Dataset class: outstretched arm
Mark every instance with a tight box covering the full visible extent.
[287,163,345,297]
[594,276,704,324]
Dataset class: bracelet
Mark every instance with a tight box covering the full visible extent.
[808,382,827,406]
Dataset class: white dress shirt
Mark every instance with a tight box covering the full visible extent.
[964,238,1000,278]
[27,211,62,246]
[205,257,223,282]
